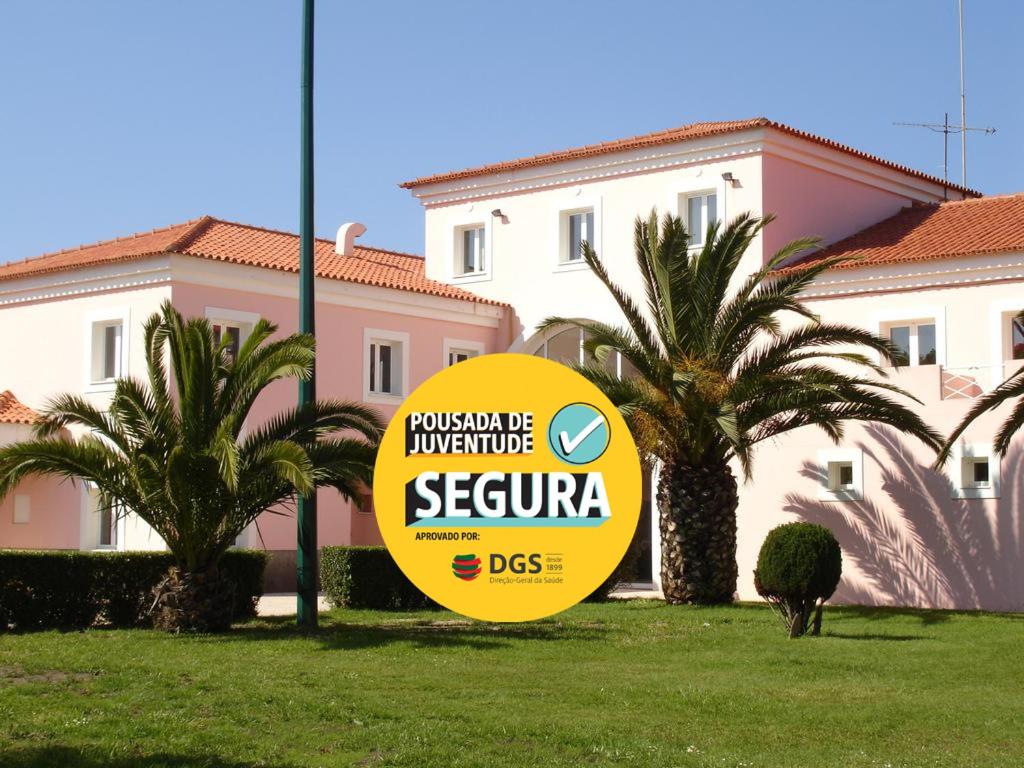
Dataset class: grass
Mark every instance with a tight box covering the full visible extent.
[0,601,1021,767]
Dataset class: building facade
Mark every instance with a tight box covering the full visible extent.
[402,118,1024,612]
[2,117,1022,609]
[0,218,509,588]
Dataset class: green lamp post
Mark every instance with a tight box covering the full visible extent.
[296,0,317,627]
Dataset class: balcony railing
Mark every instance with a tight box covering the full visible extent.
[940,364,1005,400]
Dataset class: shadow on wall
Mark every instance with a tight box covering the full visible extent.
[784,426,1023,612]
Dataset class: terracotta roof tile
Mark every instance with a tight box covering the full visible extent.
[778,193,1024,273]
[0,391,38,425]
[0,217,504,306]
[400,117,980,197]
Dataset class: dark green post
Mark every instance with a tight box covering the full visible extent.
[296,0,318,627]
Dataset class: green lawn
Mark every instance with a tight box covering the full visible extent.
[0,601,1021,768]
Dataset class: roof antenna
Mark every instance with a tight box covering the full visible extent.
[894,2,996,200]
[893,112,995,200]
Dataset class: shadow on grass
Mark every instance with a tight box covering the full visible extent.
[826,604,954,626]
[0,746,287,768]
[823,631,931,642]
[216,614,608,651]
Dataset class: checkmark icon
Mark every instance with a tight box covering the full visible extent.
[558,415,606,455]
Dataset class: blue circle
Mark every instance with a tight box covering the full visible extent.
[547,403,610,465]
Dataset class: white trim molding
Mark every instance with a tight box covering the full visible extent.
[172,255,503,328]
[407,127,955,207]
[204,306,261,327]
[816,448,864,502]
[362,327,411,405]
[442,337,486,368]
[947,442,1001,499]
[798,252,1024,300]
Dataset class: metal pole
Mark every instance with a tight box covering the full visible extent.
[296,0,318,628]
[943,112,949,201]
[958,0,967,186]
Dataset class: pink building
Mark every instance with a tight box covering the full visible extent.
[2,117,1023,609]
[0,217,509,588]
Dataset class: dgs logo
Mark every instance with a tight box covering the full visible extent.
[374,354,642,622]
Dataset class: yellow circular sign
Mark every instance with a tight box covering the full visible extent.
[373,353,642,622]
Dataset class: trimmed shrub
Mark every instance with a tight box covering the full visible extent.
[0,551,98,630]
[584,538,641,602]
[754,522,842,638]
[321,546,433,610]
[0,549,268,631]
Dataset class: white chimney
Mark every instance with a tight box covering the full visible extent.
[335,222,367,257]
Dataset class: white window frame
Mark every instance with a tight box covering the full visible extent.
[83,306,131,393]
[453,223,489,281]
[947,442,1000,499]
[363,328,410,404]
[205,307,260,361]
[552,191,602,272]
[817,448,864,502]
[666,175,728,250]
[681,190,719,250]
[447,211,493,284]
[442,338,485,369]
[12,494,30,524]
[871,306,946,368]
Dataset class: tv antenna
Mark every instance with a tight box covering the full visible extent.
[894,114,995,199]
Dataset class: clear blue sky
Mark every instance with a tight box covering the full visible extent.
[1,1,1022,263]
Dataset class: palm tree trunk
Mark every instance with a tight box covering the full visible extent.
[657,457,738,604]
[151,564,236,632]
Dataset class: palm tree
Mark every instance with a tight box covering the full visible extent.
[0,301,383,631]
[542,211,943,604]
[938,309,1024,464]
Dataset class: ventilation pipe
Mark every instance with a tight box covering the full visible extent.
[335,222,366,257]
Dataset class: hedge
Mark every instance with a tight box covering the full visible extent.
[321,546,433,610]
[0,549,268,631]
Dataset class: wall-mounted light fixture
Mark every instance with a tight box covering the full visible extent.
[721,172,737,186]
[491,209,504,218]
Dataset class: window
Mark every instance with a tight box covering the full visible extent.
[98,502,117,548]
[565,210,594,262]
[455,225,486,276]
[369,342,395,394]
[967,458,990,487]
[1011,315,1024,360]
[85,307,131,391]
[830,462,855,490]
[532,326,621,376]
[12,495,30,524]
[90,321,123,382]
[443,339,485,369]
[358,491,374,515]
[213,324,242,363]
[817,449,863,501]
[206,309,258,366]
[553,194,601,269]
[948,443,1000,499]
[85,486,119,549]
[682,192,718,247]
[883,320,937,366]
[364,329,409,402]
